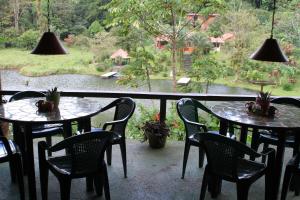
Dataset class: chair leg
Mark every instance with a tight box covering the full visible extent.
[106,145,112,166]
[265,169,273,200]
[236,183,250,200]
[45,136,52,156]
[9,158,17,183]
[262,143,269,163]
[199,146,205,168]
[119,141,127,178]
[250,129,259,161]
[281,167,293,200]
[181,141,190,179]
[103,163,111,200]
[15,154,25,200]
[94,172,104,196]
[86,176,94,192]
[58,178,71,200]
[200,167,208,200]
[40,163,49,200]
[294,173,300,196]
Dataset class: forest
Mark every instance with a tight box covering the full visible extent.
[0,0,299,95]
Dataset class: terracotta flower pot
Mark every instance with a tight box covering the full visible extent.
[142,121,169,149]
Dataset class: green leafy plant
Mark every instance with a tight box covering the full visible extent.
[46,87,60,107]
[257,91,271,103]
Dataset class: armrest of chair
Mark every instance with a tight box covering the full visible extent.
[102,119,126,130]
[185,120,208,132]
[260,147,275,169]
[38,141,49,163]
[0,136,13,155]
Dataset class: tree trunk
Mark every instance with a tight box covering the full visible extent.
[36,0,42,29]
[12,0,20,32]
[145,64,152,92]
[171,6,177,92]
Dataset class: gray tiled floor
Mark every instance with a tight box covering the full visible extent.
[0,137,298,200]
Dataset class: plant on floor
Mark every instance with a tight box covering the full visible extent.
[142,113,170,149]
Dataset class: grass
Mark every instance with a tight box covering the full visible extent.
[215,76,300,96]
[0,48,102,76]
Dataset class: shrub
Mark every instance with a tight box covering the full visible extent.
[17,29,39,49]
[282,83,294,91]
[88,21,104,36]
[70,25,87,35]
[73,35,91,48]
[0,28,19,48]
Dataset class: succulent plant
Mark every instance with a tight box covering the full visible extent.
[46,87,60,107]
[46,87,58,98]
[257,91,271,102]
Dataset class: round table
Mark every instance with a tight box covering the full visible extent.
[0,97,102,200]
[211,101,300,200]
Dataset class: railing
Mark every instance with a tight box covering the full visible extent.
[1,90,298,122]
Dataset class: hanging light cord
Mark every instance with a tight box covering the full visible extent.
[270,0,276,39]
[47,0,50,32]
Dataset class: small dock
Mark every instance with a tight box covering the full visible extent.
[101,72,118,79]
[177,77,191,85]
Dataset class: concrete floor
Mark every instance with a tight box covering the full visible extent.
[0,137,299,200]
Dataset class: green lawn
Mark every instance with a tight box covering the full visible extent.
[215,77,300,97]
[0,48,102,76]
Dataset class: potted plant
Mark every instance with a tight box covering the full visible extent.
[46,87,60,108]
[142,113,170,148]
[256,91,271,115]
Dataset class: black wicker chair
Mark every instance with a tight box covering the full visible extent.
[199,132,275,200]
[0,134,25,200]
[281,153,300,200]
[9,91,63,156]
[177,98,226,179]
[91,97,135,178]
[252,97,300,162]
[38,131,112,200]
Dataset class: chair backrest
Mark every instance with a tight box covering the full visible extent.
[271,97,300,107]
[103,97,135,136]
[9,91,45,102]
[50,131,112,175]
[176,98,209,137]
[199,132,259,181]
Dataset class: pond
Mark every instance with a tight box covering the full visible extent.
[1,70,256,95]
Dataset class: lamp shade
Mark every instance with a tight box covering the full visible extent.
[31,32,67,55]
[250,38,288,62]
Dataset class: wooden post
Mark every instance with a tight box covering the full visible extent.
[159,98,167,122]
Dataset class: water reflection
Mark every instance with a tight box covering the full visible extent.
[1,70,256,95]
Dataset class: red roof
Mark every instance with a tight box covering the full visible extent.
[110,49,130,59]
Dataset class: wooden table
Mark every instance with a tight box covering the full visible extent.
[0,97,102,200]
[211,101,300,200]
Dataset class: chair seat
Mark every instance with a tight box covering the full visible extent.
[0,140,19,159]
[48,155,72,176]
[287,155,300,170]
[259,130,295,147]
[91,127,122,143]
[32,124,63,138]
[237,159,266,180]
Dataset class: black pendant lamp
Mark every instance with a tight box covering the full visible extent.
[250,0,288,62]
[31,0,67,55]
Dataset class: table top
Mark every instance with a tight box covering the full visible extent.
[0,97,102,124]
[211,101,300,130]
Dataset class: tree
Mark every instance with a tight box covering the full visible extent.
[105,0,225,92]
[190,56,223,93]
[117,46,156,92]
